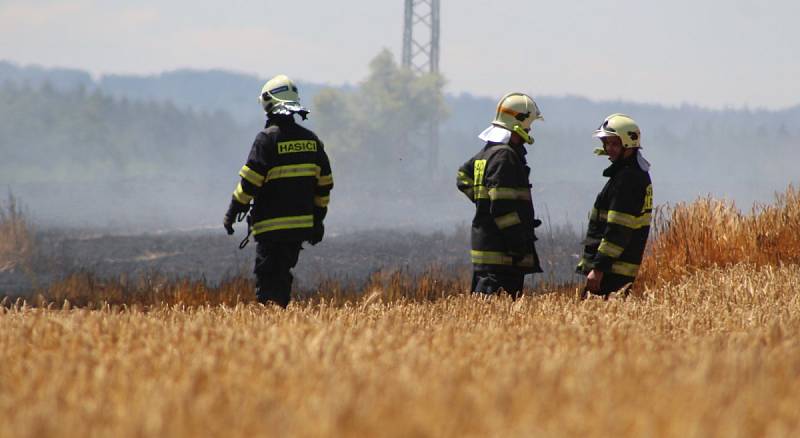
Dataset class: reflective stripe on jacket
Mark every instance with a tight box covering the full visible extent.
[457,142,542,274]
[577,153,652,279]
[231,116,333,242]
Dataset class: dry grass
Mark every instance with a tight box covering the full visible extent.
[1,264,798,437]
[639,185,800,288]
[26,267,472,309]
[0,193,34,272]
[3,186,800,437]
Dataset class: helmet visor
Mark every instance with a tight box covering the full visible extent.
[592,129,619,139]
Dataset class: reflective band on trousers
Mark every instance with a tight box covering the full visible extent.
[239,165,266,187]
[607,210,652,229]
[598,239,625,258]
[233,182,253,204]
[488,187,531,201]
[314,195,330,208]
[577,258,638,277]
[471,250,535,267]
[495,212,521,229]
[611,261,640,277]
[252,215,314,235]
[266,164,320,181]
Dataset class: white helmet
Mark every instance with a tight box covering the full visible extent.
[259,74,309,119]
[592,113,641,155]
[492,92,543,144]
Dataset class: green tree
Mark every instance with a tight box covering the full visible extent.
[313,49,448,183]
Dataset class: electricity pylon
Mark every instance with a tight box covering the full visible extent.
[402,0,440,75]
[402,0,441,173]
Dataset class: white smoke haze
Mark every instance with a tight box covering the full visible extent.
[1,61,798,233]
[0,0,798,291]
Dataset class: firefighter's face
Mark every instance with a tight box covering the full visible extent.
[602,136,624,161]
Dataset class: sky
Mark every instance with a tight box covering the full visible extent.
[1,0,798,109]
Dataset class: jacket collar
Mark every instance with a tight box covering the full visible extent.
[266,115,295,127]
[603,152,638,177]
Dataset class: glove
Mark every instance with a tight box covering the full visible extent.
[223,215,235,235]
[310,223,324,245]
[224,199,250,236]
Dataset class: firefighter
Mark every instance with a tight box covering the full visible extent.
[456,92,544,298]
[223,74,333,308]
[577,113,652,298]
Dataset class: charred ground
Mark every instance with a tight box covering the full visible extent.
[1,221,585,298]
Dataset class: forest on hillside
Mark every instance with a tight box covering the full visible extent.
[2,57,799,230]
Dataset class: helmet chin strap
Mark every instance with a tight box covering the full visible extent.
[513,125,534,145]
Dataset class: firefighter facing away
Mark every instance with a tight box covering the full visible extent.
[223,74,333,307]
[577,113,652,298]
[456,93,544,297]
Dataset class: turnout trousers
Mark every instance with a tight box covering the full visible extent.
[584,272,634,299]
[597,272,633,296]
[254,240,302,307]
[471,270,525,299]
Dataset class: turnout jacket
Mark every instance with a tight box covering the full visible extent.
[577,153,652,279]
[457,142,542,274]
[230,116,333,242]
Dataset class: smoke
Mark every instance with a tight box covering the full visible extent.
[1,63,799,234]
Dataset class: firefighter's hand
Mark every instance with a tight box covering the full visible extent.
[224,200,250,236]
[586,269,604,293]
[310,223,324,245]
[223,215,235,235]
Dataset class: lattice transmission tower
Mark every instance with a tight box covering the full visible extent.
[402,0,440,74]
[402,0,441,172]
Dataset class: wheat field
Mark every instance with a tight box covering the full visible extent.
[2,188,800,437]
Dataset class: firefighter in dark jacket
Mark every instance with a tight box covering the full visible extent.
[577,113,652,298]
[456,92,544,297]
[223,74,333,308]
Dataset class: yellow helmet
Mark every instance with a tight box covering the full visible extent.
[492,92,543,144]
[258,74,309,118]
[593,113,641,151]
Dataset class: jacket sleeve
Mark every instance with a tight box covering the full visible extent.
[230,132,272,206]
[456,159,475,202]
[314,139,333,224]
[591,171,646,271]
[226,132,272,218]
[483,149,527,255]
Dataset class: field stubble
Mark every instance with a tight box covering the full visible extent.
[2,187,800,437]
[1,264,798,437]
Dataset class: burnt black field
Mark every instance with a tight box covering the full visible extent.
[0,225,584,297]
